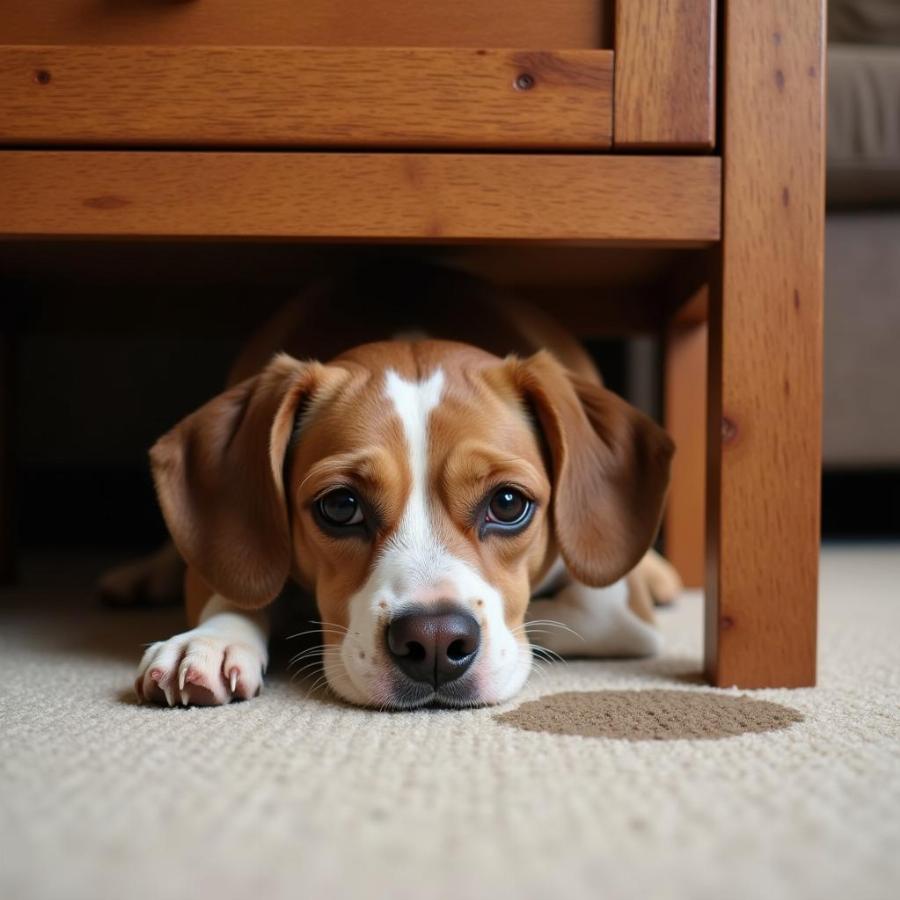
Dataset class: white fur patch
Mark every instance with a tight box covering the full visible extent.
[384,368,445,571]
[526,580,662,658]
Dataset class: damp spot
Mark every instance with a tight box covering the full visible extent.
[494,689,803,741]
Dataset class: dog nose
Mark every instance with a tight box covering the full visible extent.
[386,610,480,686]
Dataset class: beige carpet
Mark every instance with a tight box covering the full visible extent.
[1,546,898,900]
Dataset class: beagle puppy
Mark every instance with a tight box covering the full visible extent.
[133,263,679,709]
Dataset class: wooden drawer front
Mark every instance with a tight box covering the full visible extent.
[0,2,716,150]
[613,0,716,149]
[0,46,613,149]
[3,0,611,49]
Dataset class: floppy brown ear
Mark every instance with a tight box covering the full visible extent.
[149,354,331,608]
[512,351,674,587]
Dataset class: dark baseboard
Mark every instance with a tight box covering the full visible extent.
[822,468,900,538]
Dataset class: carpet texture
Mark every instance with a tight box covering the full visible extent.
[1,546,898,900]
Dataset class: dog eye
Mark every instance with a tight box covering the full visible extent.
[317,488,365,527]
[485,487,533,529]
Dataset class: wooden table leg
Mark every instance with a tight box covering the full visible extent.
[664,319,707,589]
[705,0,824,688]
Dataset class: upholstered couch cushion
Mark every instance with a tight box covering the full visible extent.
[824,213,900,465]
[828,44,900,208]
[828,0,900,45]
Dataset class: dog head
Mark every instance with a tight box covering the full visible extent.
[151,340,673,708]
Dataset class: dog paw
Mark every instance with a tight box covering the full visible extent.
[631,548,683,608]
[135,632,266,707]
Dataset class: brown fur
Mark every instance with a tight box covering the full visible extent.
[501,351,674,587]
[148,265,674,638]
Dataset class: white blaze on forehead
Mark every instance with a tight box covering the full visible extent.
[383,368,445,578]
[384,368,445,486]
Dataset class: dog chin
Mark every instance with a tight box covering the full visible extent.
[384,676,489,710]
[324,656,533,710]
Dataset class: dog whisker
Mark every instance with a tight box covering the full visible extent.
[309,619,349,631]
[290,659,330,680]
[520,617,583,632]
[306,673,332,696]
[288,652,327,666]
[287,646,328,665]
[515,628,567,642]
[517,619,585,641]
[530,643,567,665]
[304,646,354,700]
[284,627,349,641]
[287,655,327,671]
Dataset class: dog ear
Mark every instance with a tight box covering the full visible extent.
[510,351,674,587]
[150,354,337,608]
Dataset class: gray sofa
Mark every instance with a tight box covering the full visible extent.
[825,1,900,467]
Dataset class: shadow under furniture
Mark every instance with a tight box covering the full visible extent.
[0,0,825,688]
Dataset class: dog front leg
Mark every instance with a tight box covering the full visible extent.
[525,551,681,659]
[525,579,662,659]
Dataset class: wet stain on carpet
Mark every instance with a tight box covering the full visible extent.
[494,689,803,741]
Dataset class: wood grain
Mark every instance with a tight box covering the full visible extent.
[614,0,716,148]
[664,318,707,588]
[0,45,613,149]
[2,0,612,50]
[0,152,721,243]
[705,0,824,688]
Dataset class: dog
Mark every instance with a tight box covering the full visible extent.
[126,262,680,709]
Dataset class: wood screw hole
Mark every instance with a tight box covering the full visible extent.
[721,416,738,444]
[514,73,535,91]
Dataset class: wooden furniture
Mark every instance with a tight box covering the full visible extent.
[0,0,824,689]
